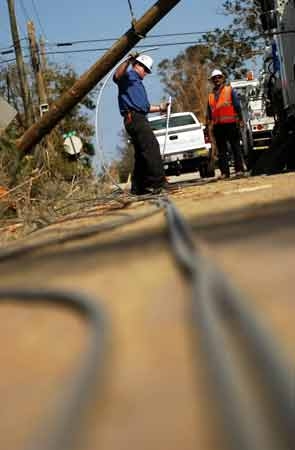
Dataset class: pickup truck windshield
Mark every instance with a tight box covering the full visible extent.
[149,114,196,131]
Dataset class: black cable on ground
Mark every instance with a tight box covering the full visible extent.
[162,198,293,450]
[212,265,294,441]
[0,288,108,450]
[2,194,292,450]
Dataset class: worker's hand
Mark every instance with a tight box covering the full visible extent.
[239,119,245,129]
[159,102,169,114]
[128,51,139,62]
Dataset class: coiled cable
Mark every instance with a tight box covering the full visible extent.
[162,198,293,450]
[0,288,107,450]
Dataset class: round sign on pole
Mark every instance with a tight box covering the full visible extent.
[63,135,83,155]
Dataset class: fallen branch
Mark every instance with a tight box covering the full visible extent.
[0,171,47,200]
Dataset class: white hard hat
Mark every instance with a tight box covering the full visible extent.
[63,135,83,155]
[210,69,224,79]
[135,54,153,73]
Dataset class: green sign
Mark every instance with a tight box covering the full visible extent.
[63,130,77,138]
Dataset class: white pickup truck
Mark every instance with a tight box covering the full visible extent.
[148,111,214,178]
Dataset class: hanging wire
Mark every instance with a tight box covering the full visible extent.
[18,0,31,21]
[127,0,137,26]
[31,0,47,39]
[0,31,225,53]
[127,0,145,38]
[0,288,108,450]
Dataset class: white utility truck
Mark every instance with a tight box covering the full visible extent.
[231,77,275,168]
[148,111,214,178]
[252,0,295,173]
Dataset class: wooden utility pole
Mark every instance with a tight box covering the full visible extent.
[6,68,11,104]
[17,0,182,154]
[27,21,55,159]
[39,37,48,75]
[6,0,34,128]
[27,21,48,113]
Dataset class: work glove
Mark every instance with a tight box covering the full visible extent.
[128,51,139,62]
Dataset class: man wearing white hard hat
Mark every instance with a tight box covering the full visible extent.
[113,53,168,195]
[207,69,245,179]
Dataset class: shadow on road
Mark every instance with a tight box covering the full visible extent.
[0,197,294,276]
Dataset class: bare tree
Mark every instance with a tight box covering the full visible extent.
[158,45,210,122]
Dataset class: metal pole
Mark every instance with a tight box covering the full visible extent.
[162,95,172,157]
[16,0,182,154]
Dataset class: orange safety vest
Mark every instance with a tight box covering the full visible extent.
[208,85,238,124]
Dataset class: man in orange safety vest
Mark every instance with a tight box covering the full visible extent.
[207,69,245,179]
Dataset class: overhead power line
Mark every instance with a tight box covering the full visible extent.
[0,28,259,53]
[31,0,47,38]
[0,30,217,53]
[0,39,264,65]
[0,39,209,63]
[52,30,213,47]
[18,0,30,21]
[54,30,213,46]
[1,38,207,58]
[46,40,208,54]
[41,27,259,48]
[0,37,28,55]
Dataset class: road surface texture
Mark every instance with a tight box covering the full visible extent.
[0,172,294,450]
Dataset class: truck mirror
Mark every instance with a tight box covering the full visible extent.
[260,11,278,31]
[255,0,275,12]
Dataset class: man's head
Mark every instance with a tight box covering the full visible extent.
[133,54,153,78]
[210,69,225,87]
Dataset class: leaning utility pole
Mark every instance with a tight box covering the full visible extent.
[6,0,34,128]
[17,0,182,154]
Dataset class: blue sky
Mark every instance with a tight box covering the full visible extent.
[0,0,232,168]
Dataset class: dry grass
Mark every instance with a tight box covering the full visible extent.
[0,137,109,245]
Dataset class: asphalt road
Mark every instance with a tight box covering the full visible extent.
[0,171,294,450]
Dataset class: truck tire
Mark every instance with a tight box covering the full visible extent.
[244,131,253,170]
[251,133,287,175]
[286,134,295,171]
[247,149,260,171]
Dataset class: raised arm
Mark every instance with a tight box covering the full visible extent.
[113,58,132,82]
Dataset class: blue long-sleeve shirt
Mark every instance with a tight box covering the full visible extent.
[113,69,150,116]
[207,85,243,121]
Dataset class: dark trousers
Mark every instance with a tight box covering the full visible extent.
[213,122,244,176]
[124,111,165,193]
